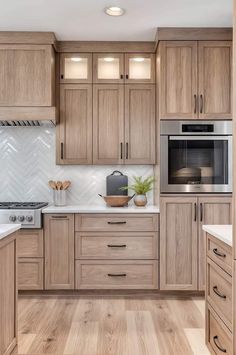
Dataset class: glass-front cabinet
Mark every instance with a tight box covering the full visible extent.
[125,53,155,83]
[60,53,92,83]
[93,53,124,83]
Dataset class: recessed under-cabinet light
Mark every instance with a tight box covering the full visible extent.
[71,57,82,62]
[132,57,145,62]
[103,57,115,62]
[104,6,125,16]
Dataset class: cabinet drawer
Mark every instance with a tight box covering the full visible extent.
[75,232,158,259]
[18,258,44,290]
[207,234,232,275]
[75,214,159,232]
[75,260,158,289]
[17,229,44,257]
[207,258,232,330]
[207,304,232,355]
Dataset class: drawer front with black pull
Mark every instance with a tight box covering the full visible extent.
[207,258,232,330]
[75,232,158,259]
[207,234,232,276]
[75,260,158,289]
[75,214,159,232]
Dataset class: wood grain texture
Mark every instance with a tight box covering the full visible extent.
[18,295,210,355]
[125,84,156,164]
[18,258,44,291]
[198,41,232,119]
[0,31,56,45]
[93,84,124,164]
[59,84,92,164]
[207,233,232,276]
[160,196,198,290]
[17,229,44,258]
[159,41,198,119]
[198,197,232,290]
[0,107,56,121]
[44,214,75,290]
[156,28,233,41]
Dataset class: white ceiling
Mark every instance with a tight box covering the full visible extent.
[0,0,232,41]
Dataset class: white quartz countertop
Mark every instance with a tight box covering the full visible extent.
[202,225,232,247]
[0,224,21,241]
[42,205,160,214]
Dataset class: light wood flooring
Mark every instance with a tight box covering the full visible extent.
[18,295,210,355]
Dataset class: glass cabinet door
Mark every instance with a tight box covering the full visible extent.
[93,53,124,83]
[125,54,155,83]
[60,53,92,83]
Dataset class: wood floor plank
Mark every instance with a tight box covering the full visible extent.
[184,328,210,354]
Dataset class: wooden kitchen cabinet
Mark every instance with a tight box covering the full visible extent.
[44,214,74,290]
[198,196,232,290]
[93,53,124,83]
[159,40,232,119]
[160,196,198,290]
[125,53,155,83]
[0,44,55,107]
[60,53,92,83]
[124,85,156,164]
[93,84,124,164]
[58,84,92,164]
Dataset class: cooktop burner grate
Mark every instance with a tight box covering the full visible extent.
[0,202,48,210]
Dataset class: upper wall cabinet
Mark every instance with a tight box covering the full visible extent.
[60,53,92,83]
[0,44,55,106]
[93,53,155,84]
[159,40,232,119]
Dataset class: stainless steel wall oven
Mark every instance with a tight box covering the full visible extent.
[160,121,232,193]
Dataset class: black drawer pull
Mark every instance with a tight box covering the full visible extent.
[213,248,226,258]
[107,244,127,248]
[213,286,226,299]
[213,336,227,353]
[107,221,127,225]
[51,215,67,219]
[107,273,127,277]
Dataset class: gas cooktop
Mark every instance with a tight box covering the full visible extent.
[0,202,48,210]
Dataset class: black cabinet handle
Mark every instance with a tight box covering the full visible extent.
[61,74,64,79]
[120,74,124,79]
[126,74,129,79]
[61,142,64,160]
[213,248,226,258]
[200,94,203,114]
[51,215,67,219]
[200,203,203,222]
[107,221,127,225]
[194,203,197,221]
[107,244,127,248]
[120,142,123,159]
[126,142,129,159]
[213,286,226,299]
[194,94,197,114]
[107,273,127,277]
[213,336,227,353]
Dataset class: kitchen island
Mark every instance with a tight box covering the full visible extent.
[0,224,21,355]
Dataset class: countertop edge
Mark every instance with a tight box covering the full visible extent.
[42,205,160,214]
[202,224,232,247]
[0,224,21,241]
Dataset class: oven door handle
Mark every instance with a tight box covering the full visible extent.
[169,136,230,141]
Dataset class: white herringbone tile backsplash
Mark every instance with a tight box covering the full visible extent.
[0,127,156,205]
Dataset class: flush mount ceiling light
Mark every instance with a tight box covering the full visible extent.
[104,6,125,16]
[132,57,145,62]
[103,57,115,62]
[71,57,82,62]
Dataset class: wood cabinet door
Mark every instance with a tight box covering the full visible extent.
[159,41,198,119]
[160,197,198,290]
[125,53,155,84]
[93,53,124,84]
[124,84,156,164]
[198,196,232,291]
[198,41,232,119]
[93,84,124,164]
[0,44,54,106]
[59,84,92,164]
[60,53,92,84]
[45,214,74,290]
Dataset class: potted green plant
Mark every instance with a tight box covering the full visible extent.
[121,176,155,207]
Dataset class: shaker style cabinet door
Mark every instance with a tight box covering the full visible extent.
[198,41,232,119]
[45,214,74,290]
[198,196,232,290]
[58,84,92,164]
[93,84,124,164]
[160,197,198,290]
[125,53,155,84]
[60,53,92,83]
[159,41,198,119]
[124,85,156,164]
[0,44,55,106]
[93,53,124,83]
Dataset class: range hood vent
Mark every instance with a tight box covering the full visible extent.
[0,120,55,127]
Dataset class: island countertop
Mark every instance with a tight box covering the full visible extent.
[42,204,160,214]
[0,224,21,241]
[202,224,232,247]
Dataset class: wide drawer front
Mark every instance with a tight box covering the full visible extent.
[75,260,158,289]
[18,258,44,290]
[17,229,44,257]
[207,305,232,355]
[75,214,159,232]
[207,234,232,276]
[75,232,158,259]
[207,258,232,330]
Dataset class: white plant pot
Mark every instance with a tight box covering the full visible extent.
[134,194,147,207]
